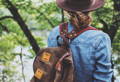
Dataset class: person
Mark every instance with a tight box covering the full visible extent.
[47,0,113,82]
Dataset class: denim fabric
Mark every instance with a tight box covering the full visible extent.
[47,23,113,82]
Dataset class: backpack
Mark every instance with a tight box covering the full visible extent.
[31,23,97,82]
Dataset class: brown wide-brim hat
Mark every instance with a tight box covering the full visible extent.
[56,0,105,12]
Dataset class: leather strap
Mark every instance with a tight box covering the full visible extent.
[59,22,98,40]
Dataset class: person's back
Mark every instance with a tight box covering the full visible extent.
[48,22,113,82]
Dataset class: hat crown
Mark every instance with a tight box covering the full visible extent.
[56,0,104,12]
[66,0,92,5]
[65,0,95,8]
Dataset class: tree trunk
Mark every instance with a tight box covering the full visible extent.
[108,22,119,43]
[108,0,120,42]
[97,0,120,42]
[4,0,40,54]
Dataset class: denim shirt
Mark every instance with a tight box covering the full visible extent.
[47,23,113,82]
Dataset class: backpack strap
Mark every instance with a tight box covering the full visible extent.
[57,22,98,48]
[55,52,70,72]
[57,22,98,49]
[59,22,98,40]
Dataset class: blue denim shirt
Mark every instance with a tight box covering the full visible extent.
[47,23,113,82]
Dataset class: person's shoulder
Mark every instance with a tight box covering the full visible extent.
[48,26,59,36]
[89,30,111,48]
[87,30,110,41]
[83,29,111,45]
[48,25,60,40]
[84,29,109,39]
[50,26,59,33]
[71,29,109,43]
[91,30,110,40]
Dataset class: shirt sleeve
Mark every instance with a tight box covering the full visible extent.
[93,34,113,82]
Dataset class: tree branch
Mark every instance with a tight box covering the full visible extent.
[29,7,55,28]
[113,18,120,25]
[0,16,14,21]
[20,48,26,82]
[95,12,109,33]
[39,12,55,28]
[0,23,9,33]
[99,19,109,33]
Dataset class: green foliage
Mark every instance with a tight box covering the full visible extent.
[113,30,120,54]
[0,62,22,82]
[92,0,114,28]
[15,1,61,30]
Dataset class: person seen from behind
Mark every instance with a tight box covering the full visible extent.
[48,0,113,81]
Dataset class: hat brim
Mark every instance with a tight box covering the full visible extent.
[56,0,104,12]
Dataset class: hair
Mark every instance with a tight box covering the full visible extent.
[65,11,92,29]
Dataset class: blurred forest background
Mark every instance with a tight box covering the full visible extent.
[0,0,120,82]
